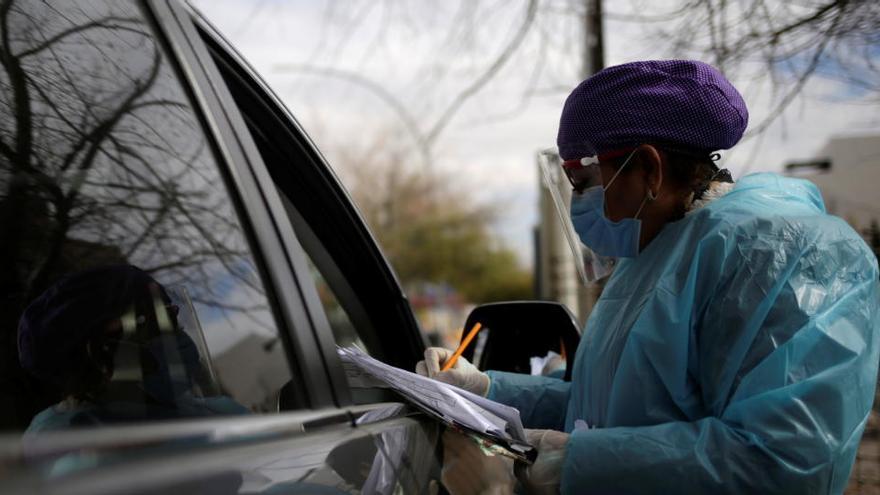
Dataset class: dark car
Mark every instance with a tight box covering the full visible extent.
[0,0,448,492]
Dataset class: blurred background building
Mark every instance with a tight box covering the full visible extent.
[785,134,880,259]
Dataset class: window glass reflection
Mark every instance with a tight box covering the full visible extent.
[0,0,291,431]
[302,252,363,350]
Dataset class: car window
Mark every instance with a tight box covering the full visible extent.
[199,37,395,362]
[199,23,430,404]
[0,0,296,433]
[303,239,363,350]
[281,197,383,358]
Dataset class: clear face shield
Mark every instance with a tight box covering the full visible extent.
[538,149,616,284]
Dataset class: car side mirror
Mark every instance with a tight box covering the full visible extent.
[459,301,581,381]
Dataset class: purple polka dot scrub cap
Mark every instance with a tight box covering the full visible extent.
[557,60,749,161]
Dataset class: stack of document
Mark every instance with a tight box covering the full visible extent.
[338,346,535,463]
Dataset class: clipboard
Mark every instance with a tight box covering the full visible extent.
[338,346,536,464]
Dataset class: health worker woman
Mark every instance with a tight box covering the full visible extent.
[418,60,880,494]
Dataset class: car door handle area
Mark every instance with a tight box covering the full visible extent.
[301,401,414,431]
[301,411,356,431]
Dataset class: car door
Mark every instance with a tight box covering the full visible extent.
[148,0,447,490]
[0,0,444,493]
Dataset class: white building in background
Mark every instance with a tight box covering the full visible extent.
[785,134,880,235]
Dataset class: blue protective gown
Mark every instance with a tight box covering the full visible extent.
[487,173,880,494]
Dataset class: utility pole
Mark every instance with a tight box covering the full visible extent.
[575,0,605,323]
[583,0,605,78]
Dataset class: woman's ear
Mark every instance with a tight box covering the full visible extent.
[637,144,663,197]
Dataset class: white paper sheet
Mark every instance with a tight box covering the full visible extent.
[337,346,531,455]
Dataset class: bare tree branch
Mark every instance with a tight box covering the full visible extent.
[425,0,539,146]
[15,17,145,59]
[273,63,432,167]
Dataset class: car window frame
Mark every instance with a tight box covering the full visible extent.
[181,5,430,394]
[280,197,386,359]
[146,0,341,408]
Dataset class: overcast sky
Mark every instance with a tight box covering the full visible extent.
[192,0,880,267]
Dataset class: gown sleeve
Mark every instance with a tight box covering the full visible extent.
[486,371,571,430]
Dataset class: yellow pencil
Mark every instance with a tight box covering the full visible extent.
[441,322,483,371]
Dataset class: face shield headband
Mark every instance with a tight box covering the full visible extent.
[561,148,640,193]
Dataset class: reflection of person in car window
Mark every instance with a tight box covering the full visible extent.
[18,265,247,433]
